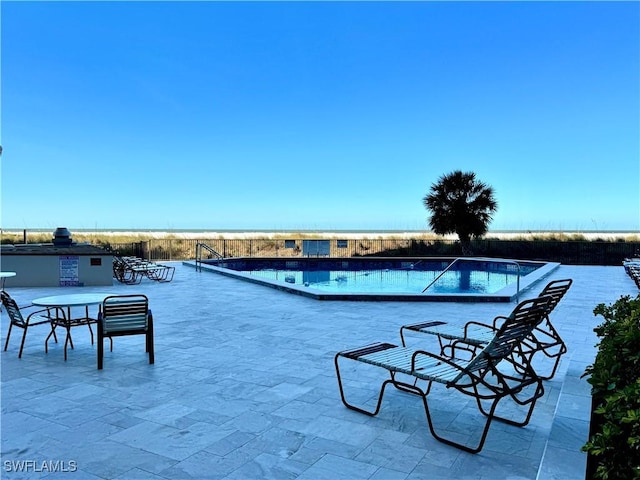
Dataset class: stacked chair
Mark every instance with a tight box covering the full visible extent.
[623,258,640,288]
[113,256,175,284]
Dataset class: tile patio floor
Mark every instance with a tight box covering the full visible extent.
[1,262,637,479]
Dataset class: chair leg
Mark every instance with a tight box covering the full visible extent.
[147,331,154,364]
[147,317,154,364]
[421,392,500,454]
[473,373,544,428]
[45,329,54,354]
[539,353,564,381]
[45,322,60,354]
[334,353,394,416]
[18,325,29,359]
[4,322,14,352]
[49,322,58,344]
[97,327,104,370]
[97,343,103,370]
[520,329,567,380]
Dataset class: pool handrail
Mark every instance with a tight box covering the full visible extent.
[422,257,521,300]
[195,242,224,272]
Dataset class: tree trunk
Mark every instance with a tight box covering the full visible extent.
[459,235,473,256]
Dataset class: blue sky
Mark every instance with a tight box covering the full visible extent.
[1,1,638,232]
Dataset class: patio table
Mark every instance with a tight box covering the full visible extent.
[0,271,16,290]
[33,293,115,360]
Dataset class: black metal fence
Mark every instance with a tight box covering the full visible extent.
[104,237,640,266]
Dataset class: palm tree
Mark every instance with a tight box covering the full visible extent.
[423,170,498,255]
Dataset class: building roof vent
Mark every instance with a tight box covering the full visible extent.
[52,227,73,246]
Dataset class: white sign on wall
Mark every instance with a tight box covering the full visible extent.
[59,255,80,286]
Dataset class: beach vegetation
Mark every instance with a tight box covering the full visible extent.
[1,230,639,265]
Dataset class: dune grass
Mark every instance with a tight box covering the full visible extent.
[1,230,637,246]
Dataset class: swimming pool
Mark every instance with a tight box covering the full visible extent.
[185,257,559,302]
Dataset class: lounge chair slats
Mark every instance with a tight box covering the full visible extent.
[335,295,553,453]
[341,342,397,359]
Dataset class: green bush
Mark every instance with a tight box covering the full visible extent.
[583,294,640,479]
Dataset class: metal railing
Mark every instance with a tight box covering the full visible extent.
[422,257,522,300]
[103,238,640,266]
[195,242,223,272]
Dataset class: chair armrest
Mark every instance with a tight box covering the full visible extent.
[411,349,466,374]
[23,303,50,311]
[24,305,58,315]
[492,315,509,329]
[462,321,495,336]
[462,316,508,331]
[442,339,481,360]
[24,303,62,315]
[26,306,65,322]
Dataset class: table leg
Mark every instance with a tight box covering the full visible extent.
[44,309,61,353]
[45,308,72,359]
[62,307,74,361]
[85,305,95,345]
[44,303,100,361]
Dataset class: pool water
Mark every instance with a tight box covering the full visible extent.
[188,257,558,301]
[239,267,526,294]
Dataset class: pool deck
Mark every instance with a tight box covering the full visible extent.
[1,263,637,479]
